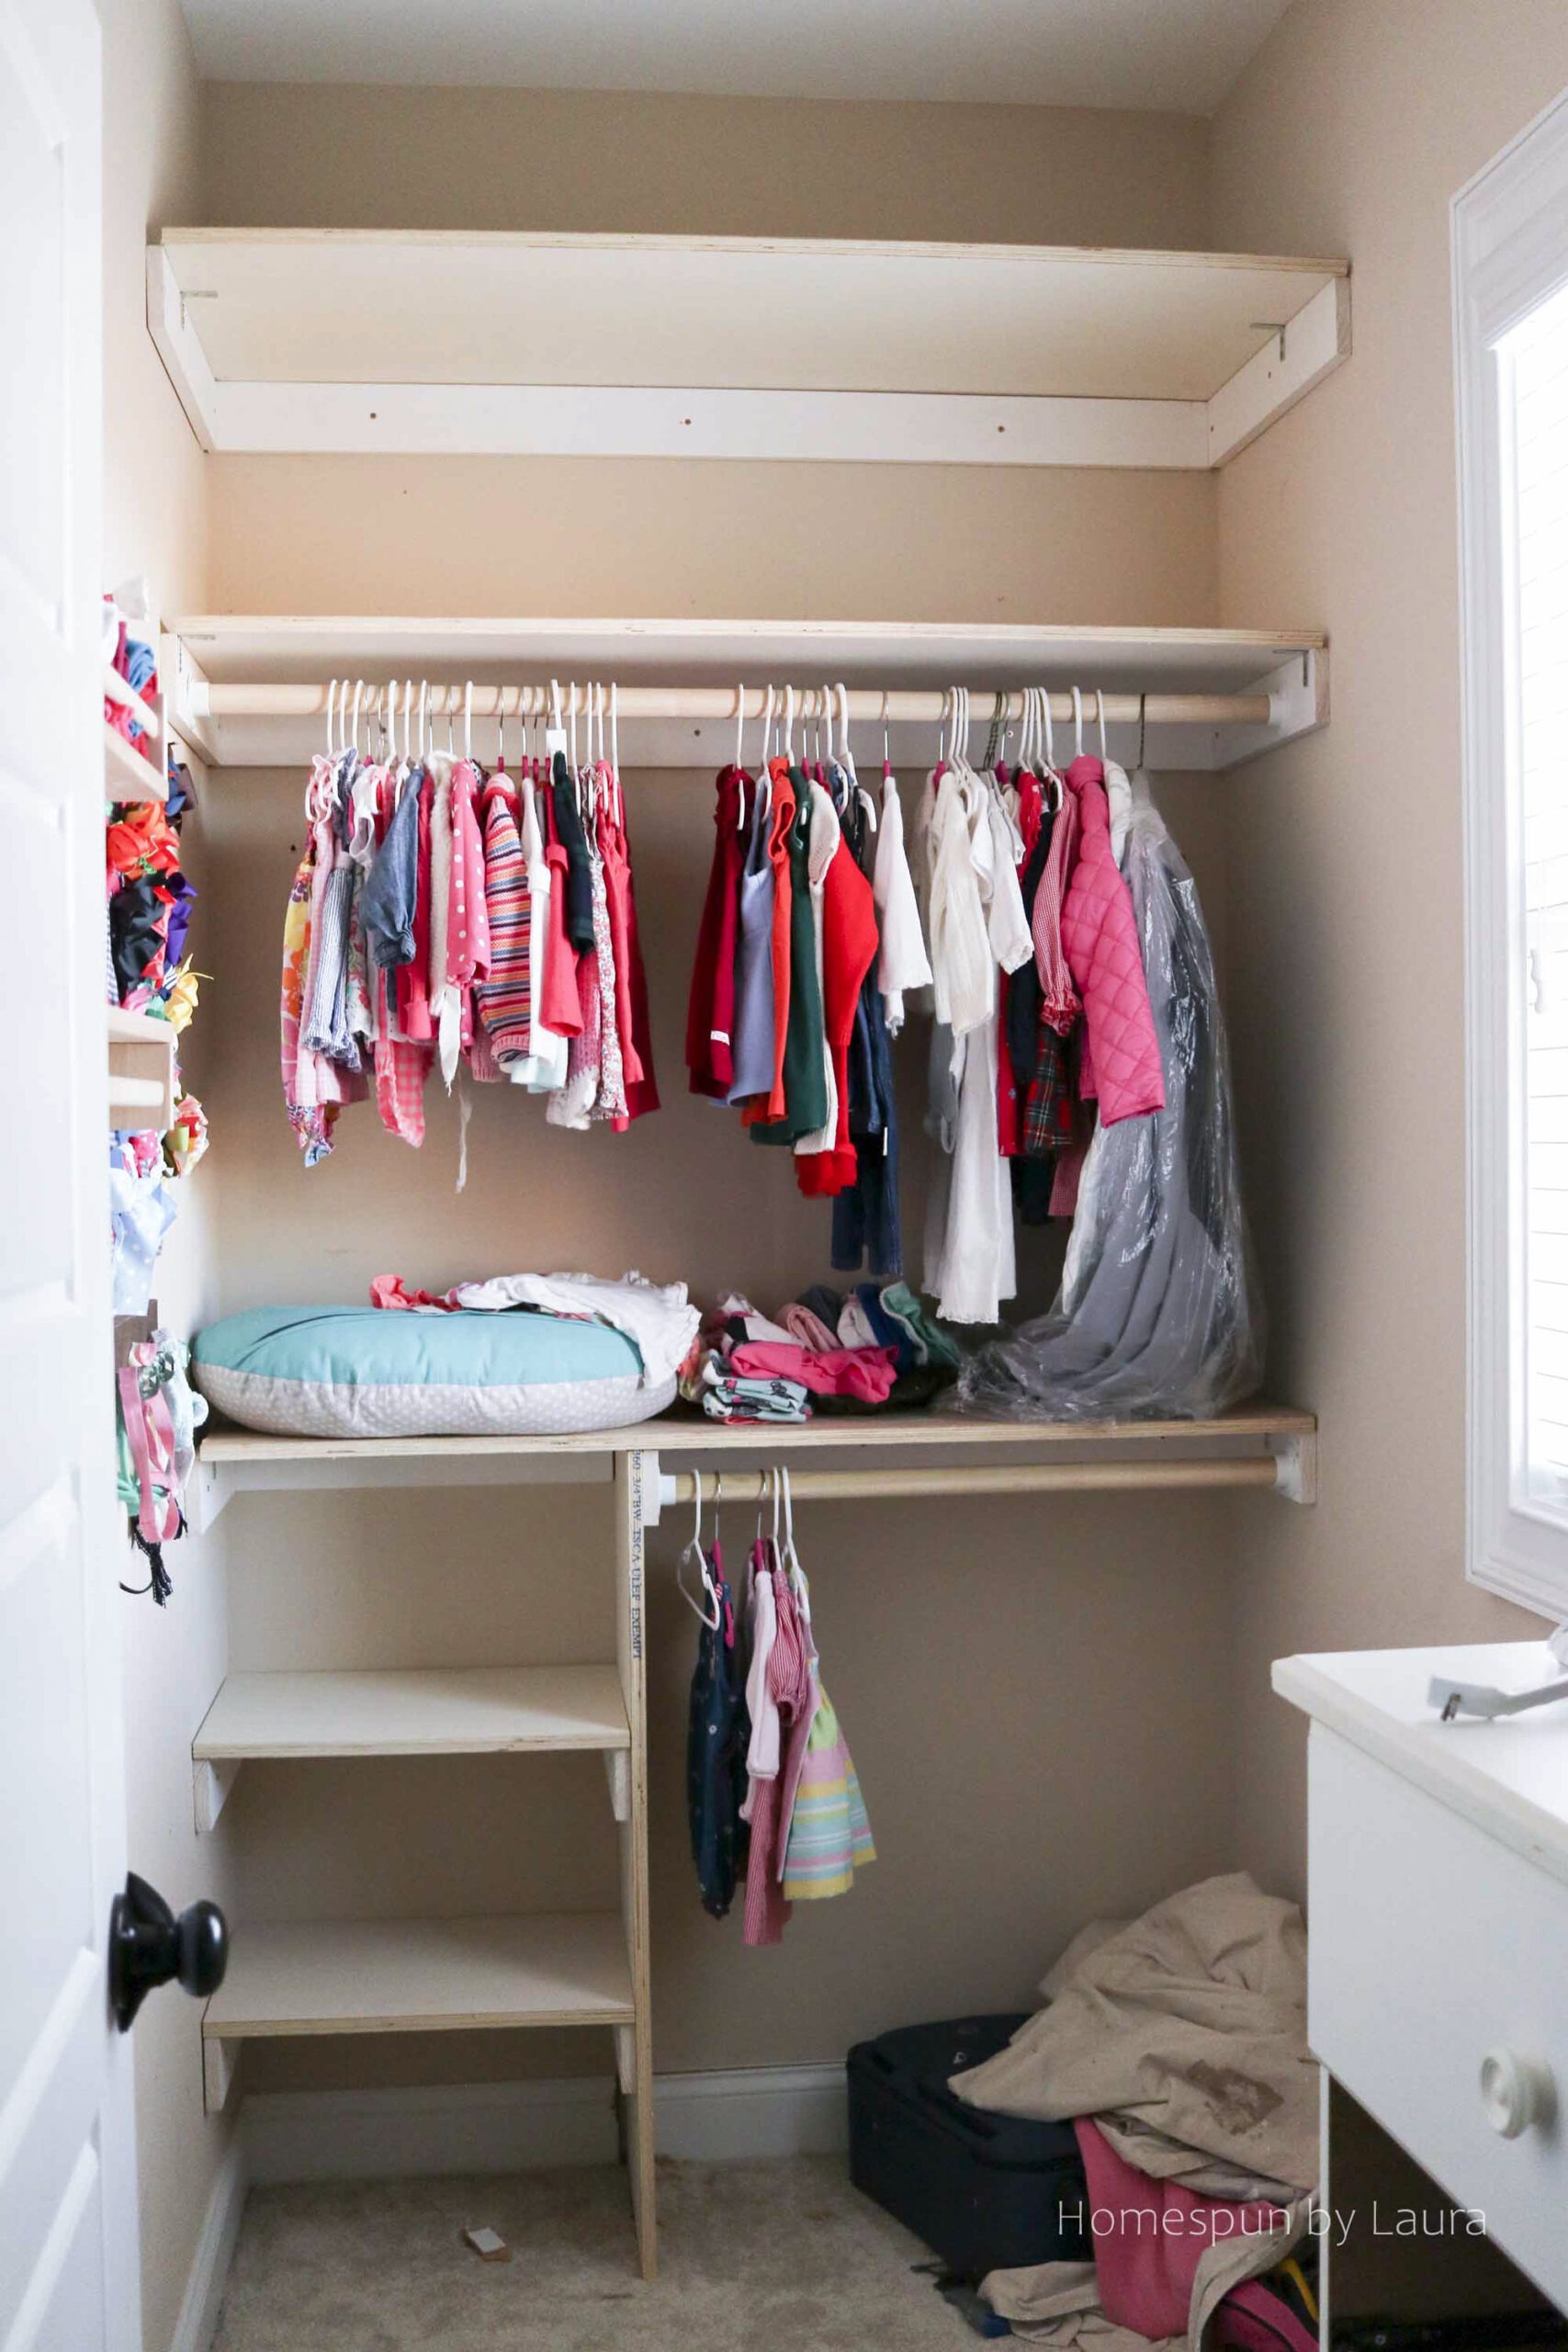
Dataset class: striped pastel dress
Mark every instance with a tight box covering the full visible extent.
[783,1688,875,1902]
[475,781,533,1065]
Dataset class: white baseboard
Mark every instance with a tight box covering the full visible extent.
[655,2065,848,2160]
[170,2138,247,2352]
[243,2064,848,2186]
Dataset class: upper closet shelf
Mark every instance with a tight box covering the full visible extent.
[147,230,1350,470]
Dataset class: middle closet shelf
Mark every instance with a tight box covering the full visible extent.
[162,617,1328,775]
[192,1664,634,1835]
[191,1403,1319,1524]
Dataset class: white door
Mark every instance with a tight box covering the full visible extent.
[0,3,141,2350]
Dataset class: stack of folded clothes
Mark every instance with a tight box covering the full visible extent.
[681,1283,963,1424]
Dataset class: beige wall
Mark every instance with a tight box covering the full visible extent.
[100,6,232,2352]
[197,81,1212,248]
[1206,0,1568,1902]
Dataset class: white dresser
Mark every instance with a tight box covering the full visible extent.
[1275,1642,1568,2314]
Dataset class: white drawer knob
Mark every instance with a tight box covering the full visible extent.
[1480,2047,1556,2138]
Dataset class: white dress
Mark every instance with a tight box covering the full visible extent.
[873,771,932,1035]
[923,775,1033,1325]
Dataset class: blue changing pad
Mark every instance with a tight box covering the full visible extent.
[191,1305,674,1439]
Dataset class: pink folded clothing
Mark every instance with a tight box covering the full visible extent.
[779,1303,841,1353]
[730,1340,898,1404]
[370,1274,457,1313]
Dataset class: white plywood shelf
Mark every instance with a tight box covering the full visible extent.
[201,1909,634,2060]
[107,1005,171,1046]
[188,1665,634,1836]
[165,616,1328,774]
[107,1002,175,1129]
[194,1664,630,1761]
[103,661,159,736]
[105,718,165,802]
[197,1400,1314,1463]
[148,229,1349,469]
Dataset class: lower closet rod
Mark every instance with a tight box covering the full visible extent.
[657,1459,1282,1509]
[193,682,1277,730]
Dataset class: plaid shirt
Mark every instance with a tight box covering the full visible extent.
[1022,1013,1073,1159]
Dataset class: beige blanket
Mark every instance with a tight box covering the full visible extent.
[952,1874,1318,2199]
[981,2199,1311,2352]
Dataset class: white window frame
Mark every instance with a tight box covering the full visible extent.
[1457,85,1568,1617]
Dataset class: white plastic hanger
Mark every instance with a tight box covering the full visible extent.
[734,682,747,786]
[1096,687,1108,762]
[784,683,795,766]
[676,1478,720,1629]
[1071,685,1085,763]
[837,681,875,831]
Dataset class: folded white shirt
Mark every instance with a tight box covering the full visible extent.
[447,1270,701,1389]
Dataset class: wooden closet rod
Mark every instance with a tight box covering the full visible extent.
[659,1457,1282,1507]
[192,682,1276,729]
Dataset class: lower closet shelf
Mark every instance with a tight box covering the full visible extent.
[194,1665,631,1759]
[201,1911,637,2104]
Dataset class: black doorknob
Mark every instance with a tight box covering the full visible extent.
[108,1871,228,2032]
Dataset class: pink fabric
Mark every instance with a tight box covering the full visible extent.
[743,1558,814,1948]
[369,1275,456,1312]
[730,1341,898,1403]
[371,964,429,1146]
[779,1304,840,1353]
[1058,755,1165,1124]
[1074,2120,1297,2345]
[1216,2282,1318,2352]
[446,759,491,1054]
[1032,781,1082,1035]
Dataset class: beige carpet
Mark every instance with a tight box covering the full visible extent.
[212,2154,974,2351]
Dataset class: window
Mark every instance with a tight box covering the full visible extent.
[1458,88,1568,1613]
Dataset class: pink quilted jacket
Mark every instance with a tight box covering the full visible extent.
[1058,756,1165,1124]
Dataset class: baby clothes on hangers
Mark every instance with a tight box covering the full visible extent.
[922,765,1021,1323]
[280,839,341,1165]
[1058,754,1165,1125]
[686,765,748,1098]
[728,775,777,1104]
[586,797,627,1124]
[687,1540,750,1919]
[751,772,828,1146]
[537,779,583,1044]
[475,775,532,1065]
[783,1686,875,1902]
[440,757,491,1087]
[742,1548,815,1948]
[792,778,843,1160]
[604,783,660,1123]
[873,767,931,1035]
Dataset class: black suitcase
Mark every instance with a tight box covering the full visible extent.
[847,2014,1090,2281]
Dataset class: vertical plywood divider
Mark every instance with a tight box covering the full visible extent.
[615,1451,657,2281]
